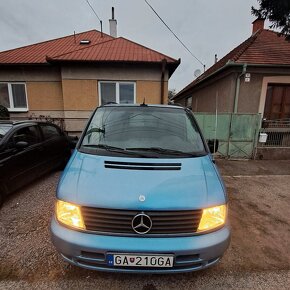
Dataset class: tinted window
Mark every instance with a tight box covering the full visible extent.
[40,124,61,140]
[0,124,12,139]
[11,126,41,146]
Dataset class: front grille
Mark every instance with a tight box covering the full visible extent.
[81,207,203,236]
[104,161,181,170]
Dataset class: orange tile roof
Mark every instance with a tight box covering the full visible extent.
[0,30,112,64]
[174,29,290,99]
[237,30,290,65]
[47,37,177,63]
[0,29,178,66]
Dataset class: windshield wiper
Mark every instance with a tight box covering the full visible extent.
[83,144,123,150]
[126,147,203,157]
[82,144,147,157]
[85,127,105,136]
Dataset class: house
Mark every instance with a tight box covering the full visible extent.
[0,19,180,133]
[173,19,290,159]
[173,19,290,118]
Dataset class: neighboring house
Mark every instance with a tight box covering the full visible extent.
[173,19,290,120]
[173,19,290,159]
[0,24,180,133]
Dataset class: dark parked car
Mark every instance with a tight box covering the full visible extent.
[0,120,71,206]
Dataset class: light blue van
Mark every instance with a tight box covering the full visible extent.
[51,104,230,273]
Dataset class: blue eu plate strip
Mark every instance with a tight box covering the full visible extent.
[107,254,114,266]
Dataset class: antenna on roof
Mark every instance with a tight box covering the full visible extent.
[100,20,103,37]
[73,31,76,44]
[214,54,218,64]
[140,98,147,106]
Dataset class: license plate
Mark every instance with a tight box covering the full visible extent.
[107,253,174,268]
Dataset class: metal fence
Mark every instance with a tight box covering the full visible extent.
[194,113,261,159]
[258,119,290,147]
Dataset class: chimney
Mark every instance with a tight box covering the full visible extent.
[252,18,265,34]
[109,7,117,37]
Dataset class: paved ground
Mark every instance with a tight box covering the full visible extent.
[0,159,289,289]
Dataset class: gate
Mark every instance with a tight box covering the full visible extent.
[194,113,261,159]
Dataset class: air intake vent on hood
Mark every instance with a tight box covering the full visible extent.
[104,161,181,170]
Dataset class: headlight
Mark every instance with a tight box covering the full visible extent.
[56,200,85,230]
[197,204,227,232]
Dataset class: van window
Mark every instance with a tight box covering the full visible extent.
[81,106,205,157]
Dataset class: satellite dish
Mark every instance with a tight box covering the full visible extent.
[194,69,201,78]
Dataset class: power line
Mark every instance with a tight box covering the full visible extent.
[85,0,101,22]
[144,0,205,70]
[85,0,103,34]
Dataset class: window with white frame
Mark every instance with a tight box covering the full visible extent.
[99,81,136,105]
[0,82,28,111]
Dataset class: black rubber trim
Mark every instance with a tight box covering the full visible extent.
[104,161,181,166]
[105,165,181,170]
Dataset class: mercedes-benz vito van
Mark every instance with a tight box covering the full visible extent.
[51,104,230,273]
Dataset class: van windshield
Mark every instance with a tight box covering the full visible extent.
[80,106,206,158]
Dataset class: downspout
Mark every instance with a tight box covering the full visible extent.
[234,63,247,113]
[161,59,167,104]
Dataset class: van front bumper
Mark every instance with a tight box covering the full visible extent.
[51,218,231,273]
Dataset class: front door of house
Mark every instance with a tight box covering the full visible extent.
[264,84,290,120]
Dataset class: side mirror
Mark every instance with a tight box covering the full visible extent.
[15,141,29,150]
[207,139,219,154]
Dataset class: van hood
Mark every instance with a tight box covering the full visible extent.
[57,151,226,210]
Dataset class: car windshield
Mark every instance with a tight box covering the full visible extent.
[80,106,206,158]
[0,124,12,139]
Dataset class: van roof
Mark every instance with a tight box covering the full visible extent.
[102,104,184,109]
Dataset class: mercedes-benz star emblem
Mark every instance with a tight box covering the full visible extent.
[132,213,152,234]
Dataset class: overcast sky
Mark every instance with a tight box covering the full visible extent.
[0,0,265,92]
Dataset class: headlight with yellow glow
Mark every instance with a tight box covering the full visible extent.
[197,204,227,232]
[56,200,85,230]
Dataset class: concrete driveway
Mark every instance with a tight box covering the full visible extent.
[0,160,289,289]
